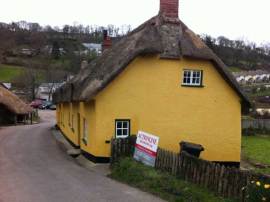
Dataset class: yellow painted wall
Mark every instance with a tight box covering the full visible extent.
[56,55,242,162]
[57,102,80,146]
[92,55,241,162]
[79,101,97,155]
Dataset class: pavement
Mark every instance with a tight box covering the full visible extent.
[0,110,164,202]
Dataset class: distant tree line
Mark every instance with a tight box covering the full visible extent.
[0,21,131,56]
[0,21,131,72]
[201,35,270,70]
[1,20,270,71]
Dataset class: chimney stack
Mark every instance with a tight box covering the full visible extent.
[159,0,179,19]
[102,30,112,52]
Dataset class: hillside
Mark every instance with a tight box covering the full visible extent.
[0,64,24,82]
[201,35,270,71]
[0,21,270,76]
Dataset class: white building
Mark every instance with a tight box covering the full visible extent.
[36,83,63,101]
[82,43,102,55]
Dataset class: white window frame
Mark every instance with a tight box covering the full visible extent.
[83,118,88,144]
[182,69,203,86]
[115,120,130,139]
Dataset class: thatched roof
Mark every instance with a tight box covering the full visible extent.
[53,14,250,108]
[0,86,32,115]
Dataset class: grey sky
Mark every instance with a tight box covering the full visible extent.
[1,0,269,44]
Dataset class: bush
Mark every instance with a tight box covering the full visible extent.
[245,180,270,202]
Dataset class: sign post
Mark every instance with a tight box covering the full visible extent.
[133,131,159,167]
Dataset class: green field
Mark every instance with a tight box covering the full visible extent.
[0,64,24,82]
[228,66,242,72]
[242,136,270,174]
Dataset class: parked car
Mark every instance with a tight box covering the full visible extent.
[39,101,53,110]
[49,104,56,110]
[30,100,43,109]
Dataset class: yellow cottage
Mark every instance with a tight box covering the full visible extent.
[53,0,250,166]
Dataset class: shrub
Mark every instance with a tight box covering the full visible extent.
[245,180,270,202]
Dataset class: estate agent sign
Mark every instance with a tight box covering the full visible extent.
[133,131,159,167]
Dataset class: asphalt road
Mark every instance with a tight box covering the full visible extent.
[0,110,163,202]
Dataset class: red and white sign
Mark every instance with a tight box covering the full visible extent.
[134,131,159,167]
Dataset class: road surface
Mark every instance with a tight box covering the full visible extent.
[0,110,163,202]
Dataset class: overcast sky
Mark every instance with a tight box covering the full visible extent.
[1,0,269,44]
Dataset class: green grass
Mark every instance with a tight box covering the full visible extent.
[0,64,24,82]
[242,136,270,174]
[248,89,270,97]
[228,66,242,72]
[110,158,235,202]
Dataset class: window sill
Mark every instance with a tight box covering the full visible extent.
[181,84,204,88]
[115,135,130,139]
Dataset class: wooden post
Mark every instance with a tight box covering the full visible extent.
[14,115,17,125]
[31,112,33,124]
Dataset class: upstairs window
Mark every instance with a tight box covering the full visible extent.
[182,70,203,86]
[115,120,130,139]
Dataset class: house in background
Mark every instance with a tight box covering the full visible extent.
[0,85,32,125]
[82,43,102,55]
[36,83,63,101]
[53,0,250,166]
[233,70,270,85]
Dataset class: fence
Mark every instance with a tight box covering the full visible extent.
[110,137,135,164]
[242,119,270,130]
[111,137,270,201]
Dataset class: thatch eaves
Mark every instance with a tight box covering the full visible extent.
[53,14,250,109]
[0,86,32,115]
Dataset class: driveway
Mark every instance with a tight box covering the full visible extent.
[0,110,163,202]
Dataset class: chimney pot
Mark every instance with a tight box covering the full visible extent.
[103,30,108,40]
[160,0,179,18]
[102,29,112,52]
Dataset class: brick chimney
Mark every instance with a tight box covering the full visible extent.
[102,30,112,52]
[159,0,179,19]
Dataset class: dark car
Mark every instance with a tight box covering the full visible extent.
[39,101,53,110]
[49,104,56,110]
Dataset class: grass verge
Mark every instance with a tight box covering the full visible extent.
[110,158,235,202]
[0,64,24,82]
[242,136,270,174]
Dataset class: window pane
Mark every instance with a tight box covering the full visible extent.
[122,121,128,128]
[123,129,129,136]
[186,78,190,83]
[117,129,122,136]
[116,122,122,129]
[183,78,187,84]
